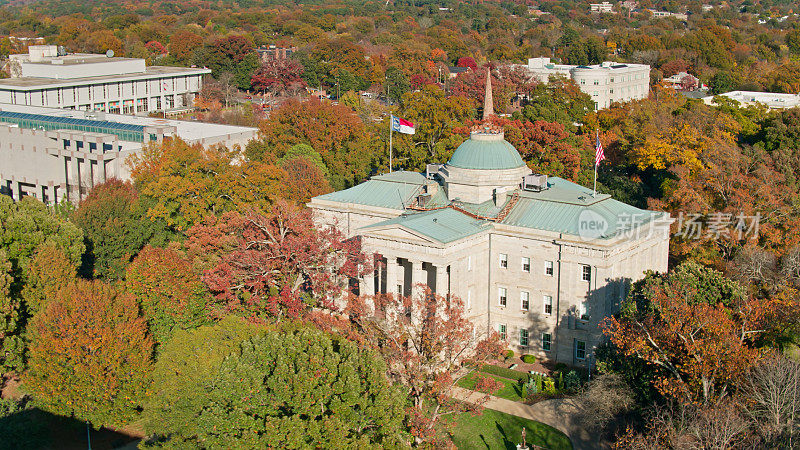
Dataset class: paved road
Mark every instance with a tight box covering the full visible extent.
[451,386,607,450]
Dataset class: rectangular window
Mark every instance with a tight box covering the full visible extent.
[593,80,599,85]
[520,329,529,347]
[499,253,508,268]
[498,287,507,307]
[498,324,507,341]
[545,261,554,276]
[397,284,403,297]
[581,265,591,282]
[521,291,529,311]
[543,295,552,315]
[610,77,615,83]
[522,257,530,273]
[542,333,552,351]
[575,340,586,360]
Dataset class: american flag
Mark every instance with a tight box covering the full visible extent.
[595,134,605,166]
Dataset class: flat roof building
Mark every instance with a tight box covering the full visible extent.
[0,45,210,115]
[0,104,257,204]
[519,58,650,110]
[703,90,800,110]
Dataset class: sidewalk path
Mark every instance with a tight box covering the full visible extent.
[451,386,607,450]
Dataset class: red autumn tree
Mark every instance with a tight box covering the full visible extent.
[456,56,477,70]
[250,58,306,95]
[602,262,771,404]
[456,116,590,182]
[125,246,216,345]
[145,40,167,55]
[190,201,368,321]
[25,280,153,428]
[346,288,504,445]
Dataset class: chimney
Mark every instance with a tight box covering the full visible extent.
[494,187,507,206]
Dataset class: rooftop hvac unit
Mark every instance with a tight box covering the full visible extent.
[426,164,442,180]
[522,174,548,192]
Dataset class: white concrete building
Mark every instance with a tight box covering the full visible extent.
[0,46,210,114]
[703,90,800,110]
[590,2,615,13]
[309,84,670,367]
[521,58,650,110]
[0,104,257,204]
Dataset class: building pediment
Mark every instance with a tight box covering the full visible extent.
[361,224,443,245]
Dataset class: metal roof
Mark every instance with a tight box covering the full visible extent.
[502,177,656,237]
[447,137,526,170]
[314,171,424,210]
[0,110,146,142]
[364,208,490,244]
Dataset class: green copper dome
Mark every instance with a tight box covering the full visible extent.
[447,135,526,170]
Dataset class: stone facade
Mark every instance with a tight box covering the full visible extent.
[310,128,670,368]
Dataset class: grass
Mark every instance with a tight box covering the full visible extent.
[449,408,572,450]
[457,370,526,402]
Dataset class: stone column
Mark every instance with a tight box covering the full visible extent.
[411,260,426,297]
[435,265,448,297]
[385,257,399,297]
[361,272,375,297]
[69,155,80,201]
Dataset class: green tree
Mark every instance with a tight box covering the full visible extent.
[72,179,172,280]
[0,196,84,289]
[145,323,408,448]
[398,85,474,169]
[521,76,594,131]
[0,196,84,373]
[125,246,214,346]
[21,243,76,317]
[0,250,22,374]
[385,66,410,103]
[25,280,153,428]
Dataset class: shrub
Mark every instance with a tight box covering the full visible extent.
[505,350,515,360]
[564,370,581,391]
[544,378,557,394]
[521,354,536,364]
[481,364,529,383]
[554,362,568,372]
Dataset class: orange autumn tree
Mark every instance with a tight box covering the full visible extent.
[602,261,771,404]
[25,280,153,428]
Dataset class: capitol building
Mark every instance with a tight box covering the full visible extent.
[309,82,670,367]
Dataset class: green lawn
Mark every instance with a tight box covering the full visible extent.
[450,408,572,450]
[457,371,525,402]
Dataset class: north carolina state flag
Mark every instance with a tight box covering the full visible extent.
[391,115,415,134]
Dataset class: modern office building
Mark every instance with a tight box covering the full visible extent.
[0,104,258,204]
[0,46,210,114]
[519,57,651,110]
[703,90,800,110]
[309,82,670,367]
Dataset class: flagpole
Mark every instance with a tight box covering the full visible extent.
[593,129,598,197]
[389,114,393,173]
